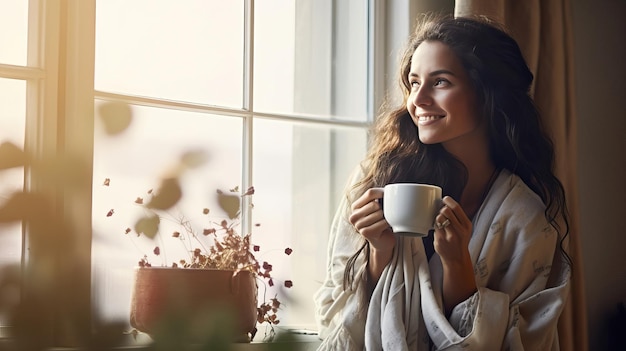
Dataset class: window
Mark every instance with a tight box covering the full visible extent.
[1,0,423,344]
[91,0,370,333]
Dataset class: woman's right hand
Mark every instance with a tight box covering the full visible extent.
[348,188,395,282]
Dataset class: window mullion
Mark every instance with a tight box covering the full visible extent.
[57,0,96,345]
[242,0,254,236]
[23,0,96,347]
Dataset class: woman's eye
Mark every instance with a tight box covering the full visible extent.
[410,81,419,88]
[434,78,449,86]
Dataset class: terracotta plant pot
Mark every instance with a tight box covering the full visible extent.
[129,267,258,342]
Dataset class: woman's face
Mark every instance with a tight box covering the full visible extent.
[406,40,486,154]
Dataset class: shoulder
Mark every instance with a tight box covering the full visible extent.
[486,170,552,238]
[495,170,546,216]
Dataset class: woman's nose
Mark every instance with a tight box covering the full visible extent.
[412,86,432,106]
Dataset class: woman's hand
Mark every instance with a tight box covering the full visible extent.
[434,196,477,315]
[349,188,395,283]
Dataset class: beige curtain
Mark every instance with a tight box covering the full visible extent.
[454,1,587,351]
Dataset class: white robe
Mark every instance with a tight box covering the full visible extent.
[314,169,571,350]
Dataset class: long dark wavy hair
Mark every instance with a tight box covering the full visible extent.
[343,14,571,291]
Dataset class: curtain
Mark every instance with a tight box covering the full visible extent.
[454,1,587,351]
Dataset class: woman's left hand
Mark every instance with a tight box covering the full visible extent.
[433,196,473,264]
[433,196,477,314]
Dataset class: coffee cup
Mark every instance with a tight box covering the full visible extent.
[382,183,442,237]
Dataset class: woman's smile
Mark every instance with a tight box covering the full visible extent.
[416,115,445,125]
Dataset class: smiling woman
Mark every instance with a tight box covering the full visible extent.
[315,15,572,350]
[407,41,483,149]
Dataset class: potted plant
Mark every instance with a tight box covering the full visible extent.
[104,171,293,343]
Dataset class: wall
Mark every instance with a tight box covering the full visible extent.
[572,0,626,348]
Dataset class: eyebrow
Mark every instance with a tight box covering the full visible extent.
[408,69,456,78]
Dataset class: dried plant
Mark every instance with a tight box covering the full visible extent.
[107,178,293,340]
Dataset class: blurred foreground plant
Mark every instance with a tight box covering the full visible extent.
[0,100,304,349]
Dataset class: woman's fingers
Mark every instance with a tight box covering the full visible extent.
[350,187,384,211]
[436,196,471,231]
[348,188,395,254]
[349,188,384,225]
[433,196,474,263]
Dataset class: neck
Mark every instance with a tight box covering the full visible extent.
[460,162,498,220]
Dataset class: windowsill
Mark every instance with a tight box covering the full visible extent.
[1,326,322,350]
[119,327,321,350]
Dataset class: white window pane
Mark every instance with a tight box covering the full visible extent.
[254,0,369,122]
[252,118,367,328]
[0,78,26,146]
[253,0,295,114]
[92,103,243,322]
[0,0,28,66]
[95,0,244,108]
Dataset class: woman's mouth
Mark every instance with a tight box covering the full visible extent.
[418,115,444,122]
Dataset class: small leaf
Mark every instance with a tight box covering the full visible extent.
[172,231,180,238]
[180,150,208,169]
[106,209,114,217]
[153,246,160,256]
[284,280,293,288]
[124,228,131,234]
[253,245,260,252]
[217,190,240,219]
[134,215,160,238]
[202,208,210,215]
[0,142,28,170]
[271,298,281,308]
[146,178,182,210]
[242,186,255,196]
[97,101,133,135]
[284,247,293,255]
[134,197,143,204]
[103,178,110,186]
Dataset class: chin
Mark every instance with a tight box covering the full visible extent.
[417,133,440,145]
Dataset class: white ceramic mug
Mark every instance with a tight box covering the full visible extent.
[382,183,442,237]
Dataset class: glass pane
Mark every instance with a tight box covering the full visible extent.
[91,102,243,323]
[254,0,369,121]
[0,78,26,325]
[95,0,244,108]
[252,118,367,328]
[0,0,28,66]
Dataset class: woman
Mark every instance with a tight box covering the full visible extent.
[314,14,571,350]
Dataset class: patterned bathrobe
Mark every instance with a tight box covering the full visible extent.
[314,169,571,350]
